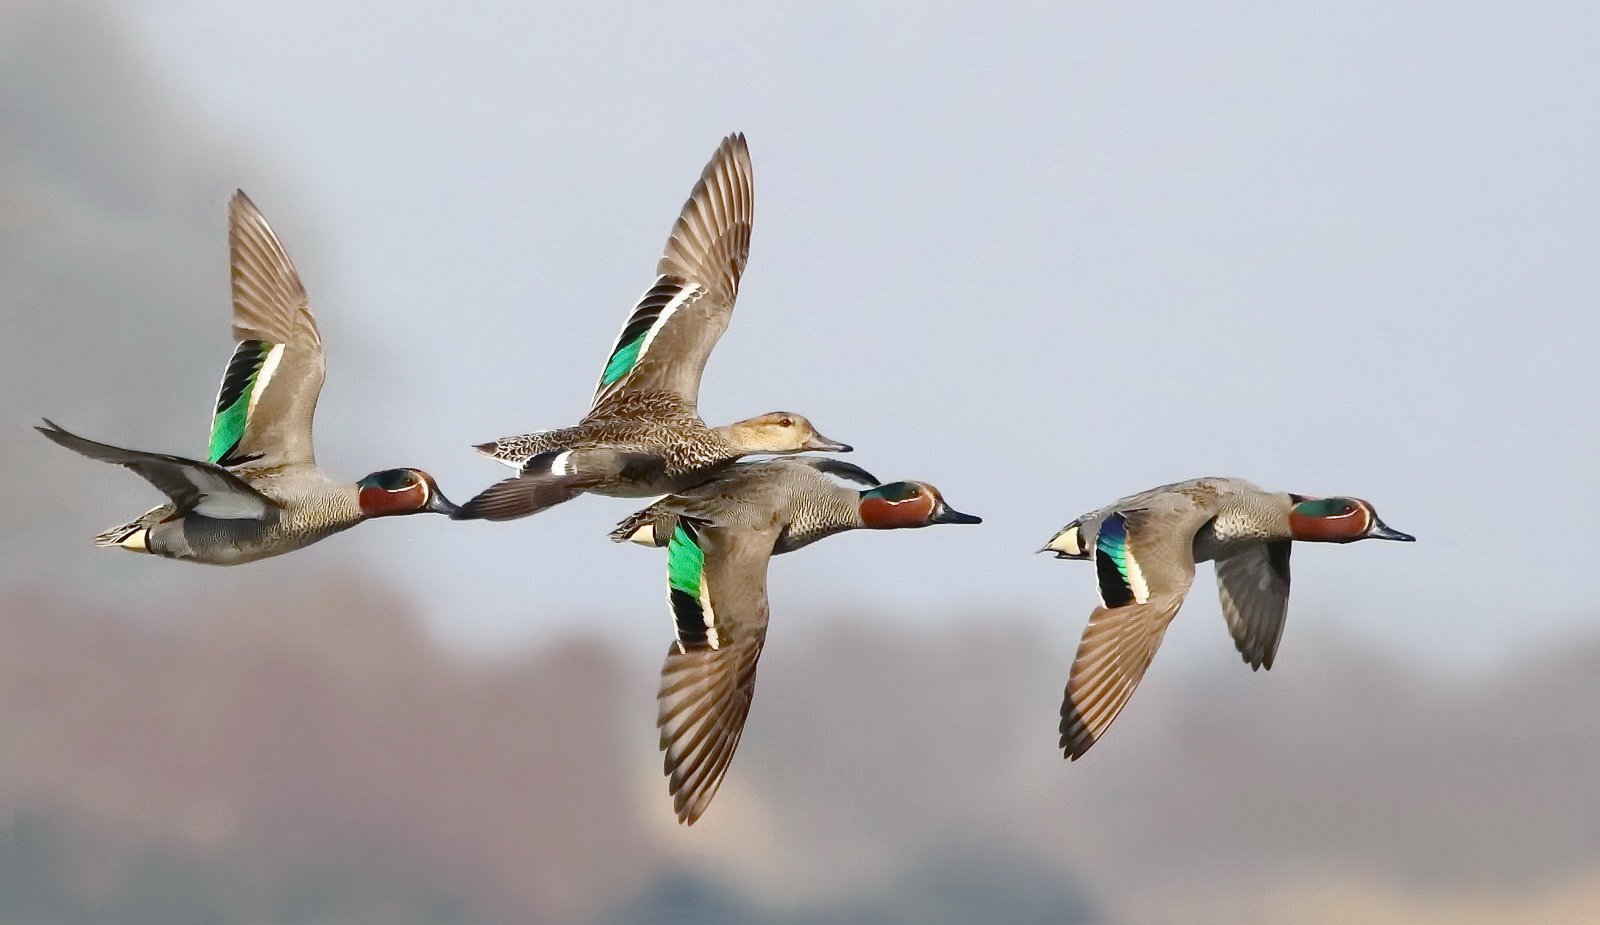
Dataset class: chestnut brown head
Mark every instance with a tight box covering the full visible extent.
[858,481,982,529]
[1287,496,1413,543]
[357,468,457,518]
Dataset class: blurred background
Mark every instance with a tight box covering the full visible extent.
[3,1,1599,922]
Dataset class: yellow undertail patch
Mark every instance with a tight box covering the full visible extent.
[95,525,149,551]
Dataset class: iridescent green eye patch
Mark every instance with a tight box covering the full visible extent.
[1294,498,1353,517]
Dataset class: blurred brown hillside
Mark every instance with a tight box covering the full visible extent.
[0,577,654,925]
[6,578,1600,923]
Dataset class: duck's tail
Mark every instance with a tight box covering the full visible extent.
[610,507,675,546]
[1041,519,1091,559]
[471,432,553,469]
[95,519,151,551]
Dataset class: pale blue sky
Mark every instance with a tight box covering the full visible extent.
[44,1,1600,665]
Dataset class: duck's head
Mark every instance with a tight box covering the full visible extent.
[1287,495,1414,543]
[858,481,982,529]
[358,468,458,518]
[724,412,851,454]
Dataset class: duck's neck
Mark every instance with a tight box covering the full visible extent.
[710,422,754,452]
[1192,496,1293,561]
[774,490,865,555]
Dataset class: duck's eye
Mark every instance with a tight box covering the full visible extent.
[779,417,794,427]
[384,470,418,491]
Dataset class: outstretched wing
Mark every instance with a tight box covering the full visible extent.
[589,134,753,415]
[208,191,325,469]
[1059,510,1197,760]
[655,516,776,824]
[39,419,277,520]
[1215,540,1292,670]
[787,456,880,487]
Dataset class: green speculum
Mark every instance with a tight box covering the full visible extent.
[667,523,705,596]
[208,393,252,463]
[208,340,272,463]
[601,334,645,386]
[1094,514,1137,608]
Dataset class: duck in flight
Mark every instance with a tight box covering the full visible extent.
[37,191,455,565]
[1042,477,1414,759]
[612,455,981,823]
[454,134,849,522]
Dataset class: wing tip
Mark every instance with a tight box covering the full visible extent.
[451,472,584,521]
[657,641,756,828]
[1058,708,1097,761]
[228,190,270,232]
[664,756,729,827]
[806,457,880,487]
[672,788,710,826]
[34,418,100,455]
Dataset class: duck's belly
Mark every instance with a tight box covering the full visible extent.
[149,509,356,566]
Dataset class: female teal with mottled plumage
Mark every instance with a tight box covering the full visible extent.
[453,134,850,522]
[37,192,456,565]
[609,455,981,825]
[1041,477,1413,759]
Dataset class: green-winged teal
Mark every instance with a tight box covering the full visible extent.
[455,134,849,522]
[1042,477,1413,759]
[611,456,980,824]
[37,192,455,565]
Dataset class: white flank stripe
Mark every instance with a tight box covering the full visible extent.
[193,492,270,520]
[550,450,573,476]
[192,471,271,520]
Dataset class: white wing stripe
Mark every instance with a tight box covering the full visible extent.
[638,281,705,367]
[246,342,287,420]
[701,581,720,650]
